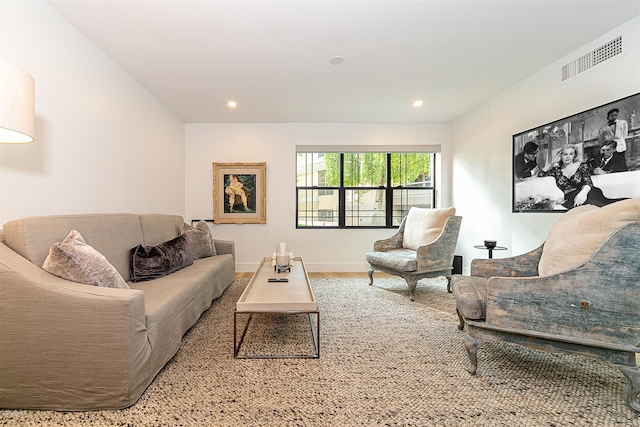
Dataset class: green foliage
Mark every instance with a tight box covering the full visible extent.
[390,153,431,186]
[324,153,340,186]
[323,152,431,187]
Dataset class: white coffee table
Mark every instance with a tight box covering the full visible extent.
[234,256,319,358]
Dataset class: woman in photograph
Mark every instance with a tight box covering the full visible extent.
[539,144,624,209]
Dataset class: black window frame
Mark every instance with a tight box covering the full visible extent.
[296,151,437,229]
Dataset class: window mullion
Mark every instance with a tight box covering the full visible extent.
[339,153,345,227]
[386,154,392,227]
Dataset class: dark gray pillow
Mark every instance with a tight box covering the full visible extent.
[130,234,193,282]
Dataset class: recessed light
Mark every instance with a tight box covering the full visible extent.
[413,100,423,108]
[227,101,237,108]
[329,56,344,65]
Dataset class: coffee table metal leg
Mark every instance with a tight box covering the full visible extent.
[234,311,320,359]
[307,312,320,358]
[234,312,254,358]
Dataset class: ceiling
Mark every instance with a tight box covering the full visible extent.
[48,0,640,124]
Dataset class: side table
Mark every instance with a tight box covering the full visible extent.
[474,245,507,259]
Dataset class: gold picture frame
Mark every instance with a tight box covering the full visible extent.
[213,162,266,224]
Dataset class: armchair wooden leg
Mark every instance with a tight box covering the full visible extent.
[446,276,452,293]
[367,268,374,286]
[456,309,465,330]
[465,334,479,375]
[405,277,418,301]
[619,365,640,412]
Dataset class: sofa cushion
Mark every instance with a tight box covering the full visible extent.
[130,233,193,282]
[366,249,418,272]
[539,198,640,276]
[452,275,488,320]
[128,253,235,372]
[402,207,456,250]
[180,221,216,259]
[42,230,129,289]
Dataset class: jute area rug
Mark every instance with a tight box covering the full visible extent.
[2,277,639,426]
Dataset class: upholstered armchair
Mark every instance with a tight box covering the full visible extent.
[366,207,462,301]
[452,198,640,412]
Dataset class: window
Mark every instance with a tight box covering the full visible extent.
[296,147,437,228]
[317,170,331,196]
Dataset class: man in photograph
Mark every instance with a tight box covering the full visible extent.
[593,140,628,174]
[514,141,541,179]
[598,108,629,158]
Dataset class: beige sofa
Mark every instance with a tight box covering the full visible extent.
[0,213,235,411]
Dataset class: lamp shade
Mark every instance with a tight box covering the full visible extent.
[0,58,35,143]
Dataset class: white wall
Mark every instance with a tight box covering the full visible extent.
[450,101,492,270]
[452,16,640,272]
[2,2,637,276]
[0,1,185,223]
[185,123,451,272]
[186,16,640,274]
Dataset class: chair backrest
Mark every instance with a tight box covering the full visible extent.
[402,207,456,250]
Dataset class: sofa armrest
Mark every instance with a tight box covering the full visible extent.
[214,239,235,260]
[0,243,150,410]
[470,244,543,278]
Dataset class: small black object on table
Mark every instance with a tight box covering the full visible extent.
[474,244,507,259]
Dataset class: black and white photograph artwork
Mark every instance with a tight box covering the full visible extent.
[513,92,640,212]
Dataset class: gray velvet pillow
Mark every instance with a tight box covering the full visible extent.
[130,233,193,282]
[42,230,129,289]
[180,221,216,259]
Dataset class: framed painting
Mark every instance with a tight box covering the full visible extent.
[512,92,640,212]
[213,162,266,224]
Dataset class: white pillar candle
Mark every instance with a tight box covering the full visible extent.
[277,242,287,256]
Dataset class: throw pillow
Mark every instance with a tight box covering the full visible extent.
[130,233,193,282]
[180,221,216,259]
[402,207,456,250]
[538,198,640,276]
[42,230,129,289]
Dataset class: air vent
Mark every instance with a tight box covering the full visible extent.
[561,36,623,82]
